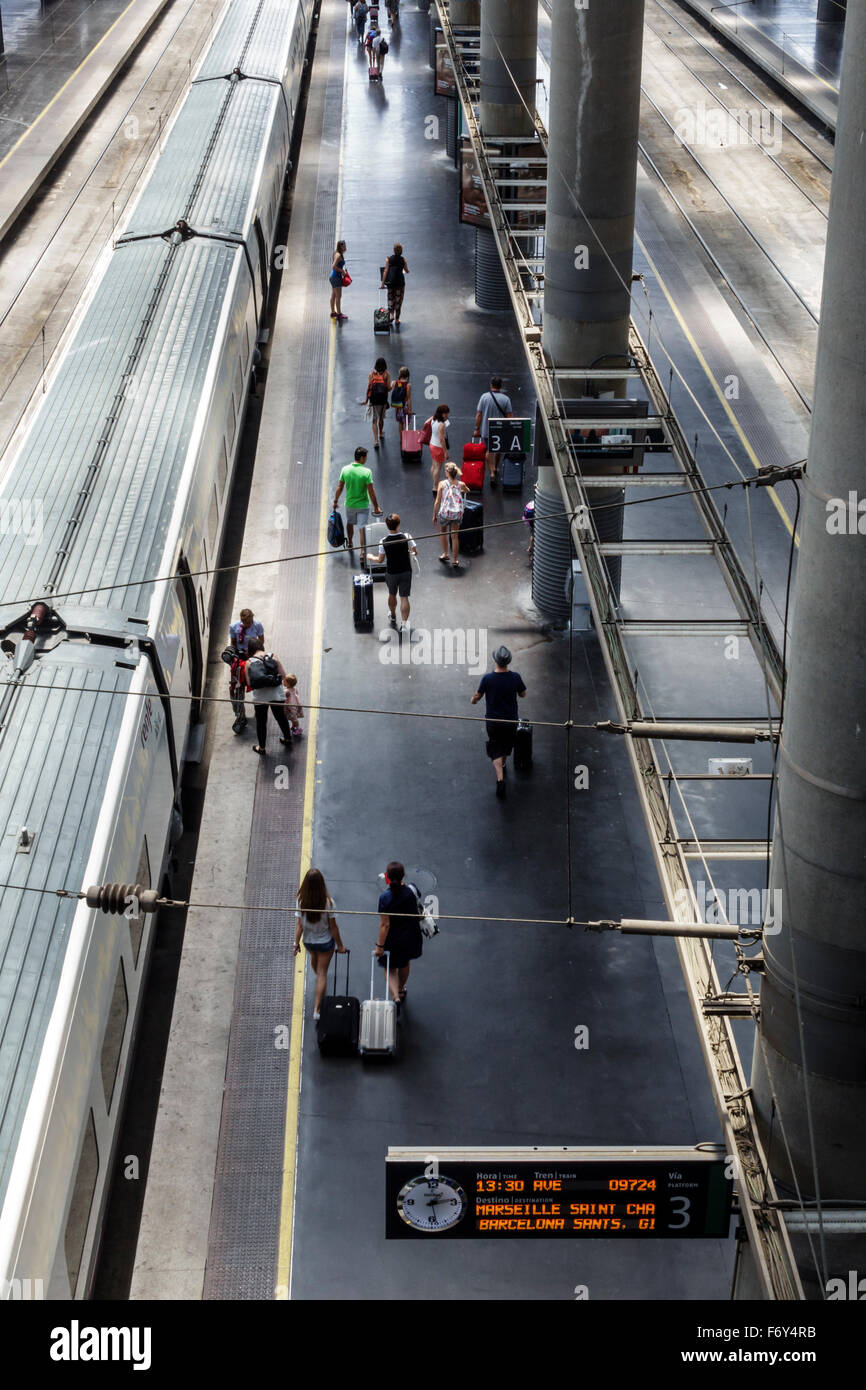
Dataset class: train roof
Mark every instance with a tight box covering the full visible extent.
[196,0,305,83]
[0,236,237,628]
[0,647,135,1208]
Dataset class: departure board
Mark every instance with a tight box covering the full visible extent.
[385,1148,732,1239]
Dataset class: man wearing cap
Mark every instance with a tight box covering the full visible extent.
[471,646,527,798]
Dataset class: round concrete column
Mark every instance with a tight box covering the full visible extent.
[449,1,480,24]
[750,0,866,1220]
[542,0,645,367]
[479,0,537,137]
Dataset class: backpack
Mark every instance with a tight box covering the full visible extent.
[420,417,433,446]
[379,37,388,54]
[438,480,463,523]
[247,654,282,689]
[369,372,389,405]
[327,509,346,548]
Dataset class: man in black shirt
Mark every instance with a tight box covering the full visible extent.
[471,646,527,798]
[375,512,418,632]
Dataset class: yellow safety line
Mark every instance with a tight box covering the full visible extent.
[0,0,141,170]
[635,231,799,546]
[276,5,348,1302]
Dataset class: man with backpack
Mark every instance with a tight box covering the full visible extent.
[373,512,418,632]
[245,637,294,754]
[473,375,513,486]
[354,0,368,42]
[333,446,382,566]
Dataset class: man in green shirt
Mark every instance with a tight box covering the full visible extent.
[333,446,382,563]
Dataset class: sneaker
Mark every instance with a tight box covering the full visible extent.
[313,1010,320,1021]
[389,614,398,629]
[495,780,506,799]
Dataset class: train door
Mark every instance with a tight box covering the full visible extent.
[176,556,203,723]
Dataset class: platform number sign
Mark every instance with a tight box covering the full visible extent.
[488,418,532,455]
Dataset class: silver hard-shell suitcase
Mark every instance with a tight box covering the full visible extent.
[359,950,398,1057]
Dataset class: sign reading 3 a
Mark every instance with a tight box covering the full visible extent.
[488,417,532,455]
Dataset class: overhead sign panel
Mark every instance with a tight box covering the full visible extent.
[386,1147,732,1239]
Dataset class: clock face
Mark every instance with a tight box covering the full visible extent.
[397,1176,468,1232]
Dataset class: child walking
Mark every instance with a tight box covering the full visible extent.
[283,673,304,737]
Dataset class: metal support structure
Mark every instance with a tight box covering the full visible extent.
[748,0,866,1292]
[436,1,801,1298]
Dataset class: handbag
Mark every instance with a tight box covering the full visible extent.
[409,883,439,939]
[341,271,352,286]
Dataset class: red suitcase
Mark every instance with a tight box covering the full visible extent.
[462,441,486,491]
[401,414,423,463]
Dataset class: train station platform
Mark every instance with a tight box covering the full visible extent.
[679,0,841,130]
[130,0,760,1302]
[0,0,177,240]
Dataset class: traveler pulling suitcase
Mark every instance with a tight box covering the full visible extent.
[459,498,484,555]
[462,440,486,492]
[353,572,374,630]
[500,451,525,493]
[359,950,398,1057]
[513,719,533,770]
[373,292,390,332]
[401,414,423,464]
[317,949,360,1056]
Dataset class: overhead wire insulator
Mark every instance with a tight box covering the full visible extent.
[85,883,160,915]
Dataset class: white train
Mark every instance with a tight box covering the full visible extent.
[0,0,315,1298]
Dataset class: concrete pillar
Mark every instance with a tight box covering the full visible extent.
[542,0,645,367]
[818,0,844,21]
[532,462,572,626]
[749,0,866,1283]
[449,1,479,24]
[479,0,537,137]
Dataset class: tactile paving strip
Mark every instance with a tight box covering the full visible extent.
[202,1,344,1301]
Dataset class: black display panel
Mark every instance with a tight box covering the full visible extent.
[386,1150,732,1239]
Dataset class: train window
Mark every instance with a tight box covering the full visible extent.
[218,438,228,496]
[101,960,128,1112]
[130,838,150,965]
[65,1110,98,1296]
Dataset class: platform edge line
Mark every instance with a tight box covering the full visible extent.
[277,0,349,1303]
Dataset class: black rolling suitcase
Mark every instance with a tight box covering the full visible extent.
[317,949,360,1056]
[501,452,525,492]
[353,573,374,630]
[459,498,484,555]
[373,291,390,333]
[513,719,533,770]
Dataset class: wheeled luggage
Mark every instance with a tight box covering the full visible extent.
[500,451,525,492]
[361,520,389,580]
[373,292,390,331]
[459,498,484,554]
[352,572,374,630]
[513,719,533,770]
[401,414,423,464]
[359,950,398,1058]
[316,949,360,1056]
[368,64,381,82]
[462,440,486,492]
